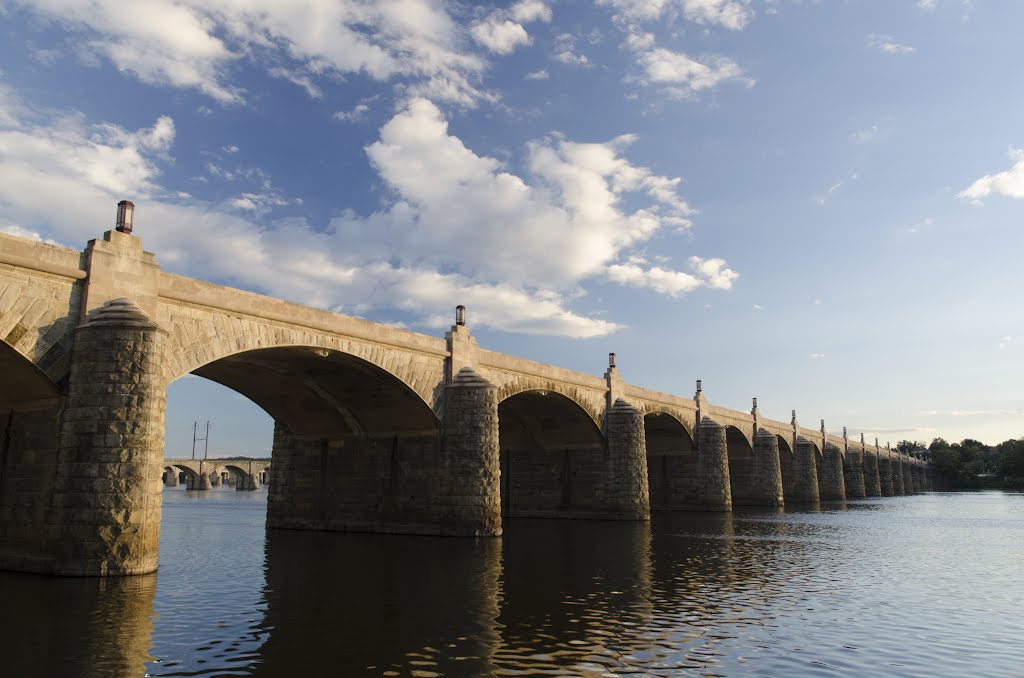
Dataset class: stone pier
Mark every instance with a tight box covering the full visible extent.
[696,417,731,511]
[819,443,846,501]
[844,446,866,499]
[750,429,784,507]
[788,437,820,503]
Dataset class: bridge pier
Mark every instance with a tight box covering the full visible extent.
[878,456,894,496]
[864,452,882,496]
[696,417,731,511]
[50,299,166,576]
[163,470,178,487]
[438,368,501,534]
[844,448,866,498]
[902,461,915,494]
[749,429,784,507]
[787,437,820,503]
[819,444,846,501]
[892,457,906,495]
[600,400,651,520]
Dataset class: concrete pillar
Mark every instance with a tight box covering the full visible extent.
[789,437,820,503]
[209,472,220,487]
[696,417,731,511]
[51,298,167,576]
[819,443,846,501]
[903,460,915,494]
[751,428,784,507]
[878,455,894,496]
[844,447,866,498]
[863,452,882,497]
[439,367,501,535]
[163,470,178,487]
[892,457,906,495]
[601,399,650,520]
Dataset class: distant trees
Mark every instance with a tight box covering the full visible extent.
[928,436,1024,489]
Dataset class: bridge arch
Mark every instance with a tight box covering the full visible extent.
[160,311,446,416]
[173,346,442,440]
[724,425,758,505]
[643,410,697,509]
[491,378,604,430]
[498,389,605,518]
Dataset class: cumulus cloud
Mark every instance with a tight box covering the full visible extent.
[11,0,490,105]
[470,0,552,55]
[623,31,753,98]
[607,256,737,296]
[958,148,1024,202]
[0,94,735,337]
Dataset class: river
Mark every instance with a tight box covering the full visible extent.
[2,489,1021,677]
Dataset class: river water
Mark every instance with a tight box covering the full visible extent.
[2,489,1022,677]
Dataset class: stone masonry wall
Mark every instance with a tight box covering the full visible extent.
[0,267,81,385]
[788,438,820,503]
[864,452,882,496]
[696,417,731,511]
[748,430,784,507]
[50,299,167,576]
[844,448,866,498]
[0,406,63,572]
[819,444,846,501]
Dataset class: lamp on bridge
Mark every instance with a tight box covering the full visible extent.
[115,200,135,234]
[455,304,466,326]
[696,379,702,394]
[609,352,616,369]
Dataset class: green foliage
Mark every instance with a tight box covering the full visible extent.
[929,436,1024,489]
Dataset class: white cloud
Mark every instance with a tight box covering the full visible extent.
[918,0,938,9]
[12,0,491,106]
[958,148,1024,202]
[624,32,753,98]
[0,94,735,337]
[553,34,590,66]
[607,256,737,296]
[809,352,825,359]
[333,104,370,123]
[471,0,552,55]
[268,67,323,99]
[867,34,915,55]
[222,145,239,154]
[525,70,549,80]
[510,0,553,23]
[597,0,752,30]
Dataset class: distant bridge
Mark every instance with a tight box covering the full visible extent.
[163,458,271,490]
[0,211,929,577]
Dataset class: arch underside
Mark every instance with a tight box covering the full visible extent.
[644,412,698,510]
[0,342,65,570]
[191,347,440,438]
[191,348,448,534]
[725,426,759,505]
[499,391,605,518]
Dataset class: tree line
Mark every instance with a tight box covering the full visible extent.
[896,438,1024,490]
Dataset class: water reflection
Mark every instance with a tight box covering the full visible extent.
[495,519,653,675]
[257,530,503,676]
[0,571,156,677]
[4,492,1024,677]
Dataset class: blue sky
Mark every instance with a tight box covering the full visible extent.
[0,0,1021,453]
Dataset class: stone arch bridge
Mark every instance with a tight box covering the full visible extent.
[163,458,271,490]
[0,224,928,576]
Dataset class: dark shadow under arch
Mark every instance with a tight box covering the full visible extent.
[725,426,757,505]
[644,412,697,510]
[498,390,604,518]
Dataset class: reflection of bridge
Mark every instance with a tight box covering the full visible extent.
[163,458,271,490]
[0,211,929,577]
